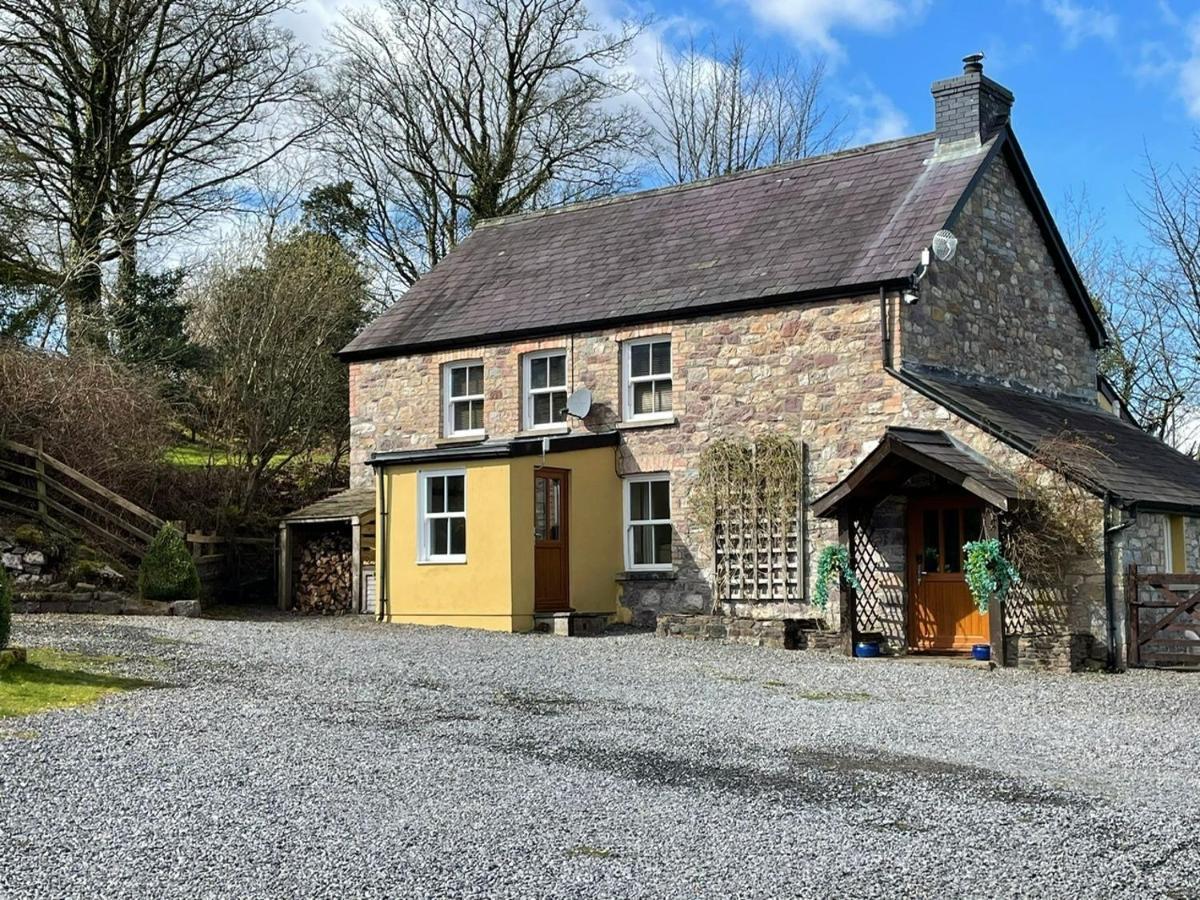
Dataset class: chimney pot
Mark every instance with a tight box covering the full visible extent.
[962,52,985,74]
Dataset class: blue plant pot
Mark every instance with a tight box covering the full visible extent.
[972,643,991,661]
[854,641,880,658]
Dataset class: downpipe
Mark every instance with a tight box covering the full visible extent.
[1103,496,1133,671]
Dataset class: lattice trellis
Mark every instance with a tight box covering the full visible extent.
[709,441,805,604]
[713,510,802,602]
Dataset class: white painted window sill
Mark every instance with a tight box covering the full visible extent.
[615,415,677,431]
[436,434,488,447]
[515,425,571,438]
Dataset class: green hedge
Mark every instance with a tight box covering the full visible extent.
[0,567,11,650]
[137,525,201,602]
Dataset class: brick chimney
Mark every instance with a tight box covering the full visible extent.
[931,53,1014,146]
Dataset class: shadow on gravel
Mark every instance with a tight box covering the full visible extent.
[488,740,1072,811]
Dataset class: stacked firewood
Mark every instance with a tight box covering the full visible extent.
[295,532,353,615]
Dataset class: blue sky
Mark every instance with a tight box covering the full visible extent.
[291,0,1200,251]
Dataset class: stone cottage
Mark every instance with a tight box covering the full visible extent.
[339,55,1200,671]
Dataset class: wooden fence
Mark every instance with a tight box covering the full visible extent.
[0,438,271,596]
[1126,565,1200,669]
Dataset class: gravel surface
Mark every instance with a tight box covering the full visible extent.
[2,613,1198,899]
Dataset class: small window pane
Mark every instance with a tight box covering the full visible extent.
[449,517,466,556]
[429,476,446,514]
[530,357,547,389]
[650,479,670,519]
[466,365,483,395]
[630,344,650,377]
[632,524,654,565]
[922,509,940,573]
[446,475,465,513]
[431,519,448,556]
[654,381,673,412]
[633,382,654,415]
[469,399,484,431]
[944,509,961,574]
[653,523,672,564]
[533,393,552,425]
[964,508,983,543]
[548,354,566,386]
[630,481,649,520]
[453,402,473,433]
[450,367,467,397]
[651,341,670,375]
[549,391,566,422]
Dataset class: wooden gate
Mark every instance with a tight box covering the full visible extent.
[1126,565,1200,669]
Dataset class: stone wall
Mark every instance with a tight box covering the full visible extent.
[655,614,807,650]
[900,155,1097,400]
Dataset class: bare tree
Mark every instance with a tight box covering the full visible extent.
[190,229,369,511]
[1066,151,1200,449]
[0,0,311,349]
[645,36,843,185]
[316,0,646,295]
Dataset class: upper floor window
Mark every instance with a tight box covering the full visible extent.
[623,336,672,420]
[419,469,466,563]
[444,360,484,437]
[523,350,568,429]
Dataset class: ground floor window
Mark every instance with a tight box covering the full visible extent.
[419,470,466,562]
[625,474,672,570]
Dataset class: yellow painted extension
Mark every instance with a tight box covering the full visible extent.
[376,446,624,632]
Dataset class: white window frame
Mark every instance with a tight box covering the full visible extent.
[443,360,485,438]
[624,473,672,572]
[622,336,673,421]
[1164,514,1186,573]
[418,468,467,564]
[522,349,569,430]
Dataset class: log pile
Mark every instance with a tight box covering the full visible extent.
[295,531,353,615]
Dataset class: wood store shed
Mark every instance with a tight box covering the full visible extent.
[278,488,376,615]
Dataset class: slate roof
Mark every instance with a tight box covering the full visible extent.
[812,427,1020,518]
[341,132,997,359]
[912,373,1200,512]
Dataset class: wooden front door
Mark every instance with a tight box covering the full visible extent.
[534,468,570,612]
[908,497,988,652]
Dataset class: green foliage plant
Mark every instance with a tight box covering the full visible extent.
[813,545,861,611]
[137,525,201,602]
[962,539,1020,614]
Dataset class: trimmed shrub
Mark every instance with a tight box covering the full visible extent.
[0,567,11,650]
[137,525,200,602]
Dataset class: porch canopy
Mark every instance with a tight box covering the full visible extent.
[812,427,1020,519]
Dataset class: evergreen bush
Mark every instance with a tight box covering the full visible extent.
[137,525,201,602]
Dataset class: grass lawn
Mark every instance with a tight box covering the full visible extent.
[0,648,157,718]
[165,438,330,468]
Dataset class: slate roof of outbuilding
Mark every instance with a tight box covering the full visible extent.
[913,373,1200,512]
[282,488,375,522]
[341,132,997,359]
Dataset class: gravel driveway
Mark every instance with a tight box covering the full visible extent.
[2,613,1198,899]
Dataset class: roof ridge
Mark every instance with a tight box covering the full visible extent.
[476,132,937,229]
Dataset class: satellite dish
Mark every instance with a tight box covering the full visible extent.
[565,388,592,419]
[932,229,958,262]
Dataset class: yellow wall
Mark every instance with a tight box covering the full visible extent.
[377,446,623,632]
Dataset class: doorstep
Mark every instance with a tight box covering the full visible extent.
[532,611,609,637]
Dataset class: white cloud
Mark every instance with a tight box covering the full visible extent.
[738,0,926,55]
[1182,18,1200,119]
[844,89,909,145]
[1042,0,1119,47]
